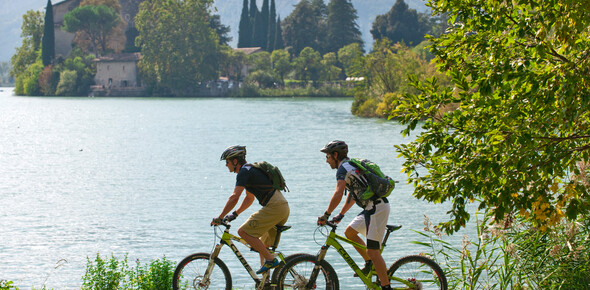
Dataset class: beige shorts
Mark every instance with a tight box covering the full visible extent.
[240,190,290,246]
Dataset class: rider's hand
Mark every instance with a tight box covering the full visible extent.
[330,213,344,224]
[317,212,330,226]
[211,217,223,226]
[224,211,238,222]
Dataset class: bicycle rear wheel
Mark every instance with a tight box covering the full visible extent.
[388,255,447,290]
[173,252,232,290]
[277,254,339,289]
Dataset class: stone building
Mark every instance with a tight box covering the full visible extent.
[92,52,144,96]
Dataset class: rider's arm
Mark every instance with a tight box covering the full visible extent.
[338,192,355,216]
[235,191,255,215]
[325,179,347,215]
[217,186,245,219]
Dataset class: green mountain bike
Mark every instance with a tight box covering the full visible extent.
[173,220,301,290]
[276,221,448,289]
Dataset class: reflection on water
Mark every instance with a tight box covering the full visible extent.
[0,88,455,289]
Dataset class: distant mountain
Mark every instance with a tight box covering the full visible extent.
[0,0,429,62]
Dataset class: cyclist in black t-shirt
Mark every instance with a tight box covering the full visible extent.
[211,145,290,274]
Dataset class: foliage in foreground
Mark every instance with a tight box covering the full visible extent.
[418,211,590,289]
[392,0,590,234]
[81,253,174,290]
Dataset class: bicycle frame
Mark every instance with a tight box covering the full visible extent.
[311,222,414,289]
[204,224,286,289]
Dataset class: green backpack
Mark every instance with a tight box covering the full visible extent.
[348,158,395,200]
[250,161,289,192]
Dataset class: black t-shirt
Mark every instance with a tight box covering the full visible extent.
[236,163,275,205]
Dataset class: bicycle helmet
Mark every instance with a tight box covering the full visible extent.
[320,140,348,155]
[220,145,247,161]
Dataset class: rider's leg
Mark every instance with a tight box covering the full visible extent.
[344,226,370,261]
[367,248,389,287]
[238,228,275,261]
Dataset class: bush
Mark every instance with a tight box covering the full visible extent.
[82,253,174,290]
[55,70,78,96]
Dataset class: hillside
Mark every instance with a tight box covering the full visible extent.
[0,0,429,62]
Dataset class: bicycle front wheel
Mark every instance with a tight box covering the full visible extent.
[388,255,447,290]
[277,254,339,289]
[173,252,232,290]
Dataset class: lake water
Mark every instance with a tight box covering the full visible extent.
[0,87,457,289]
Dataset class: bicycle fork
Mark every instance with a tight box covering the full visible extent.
[306,244,330,288]
[199,244,224,288]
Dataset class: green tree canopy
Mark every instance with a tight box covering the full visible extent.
[326,0,362,54]
[135,0,220,95]
[11,10,44,95]
[337,42,363,78]
[270,48,291,85]
[282,0,326,56]
[209,14,232,46]
[62,4,121,56]
[392,0,590,233]
[293,46,322,84]
[370,0,430,46]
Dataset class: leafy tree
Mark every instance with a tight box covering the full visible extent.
[293,46,322,85]
[370,0,430,46]
[392,0,590,234]
[62,5,121,56]
[79,0,127,54]
[42,0,55,66]
[270,49,291,86]
[19,58,44,96]
[220,47,247,82]
[209,14,232,46]
[351,40,436,117]
[135,0,220,95]
[326,0,362,54]
[282,0,326,55]
[21,10,44,51]
[245,51,279,88]
[11,10,44,95]
[55,70,78,96]
[337,42,364,78]
[237,0,251,47]
[320,52,341,81]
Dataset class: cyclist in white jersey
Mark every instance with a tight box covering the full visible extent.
[317,140,392,290]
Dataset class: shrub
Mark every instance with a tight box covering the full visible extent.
[82,253,174,290]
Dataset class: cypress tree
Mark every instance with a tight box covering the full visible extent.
[249,0,261,47]
[259,0,269,50]
[238,0,251,47]
[267,0,276,51]
[274,16,284,50]
[41,0,55,66]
